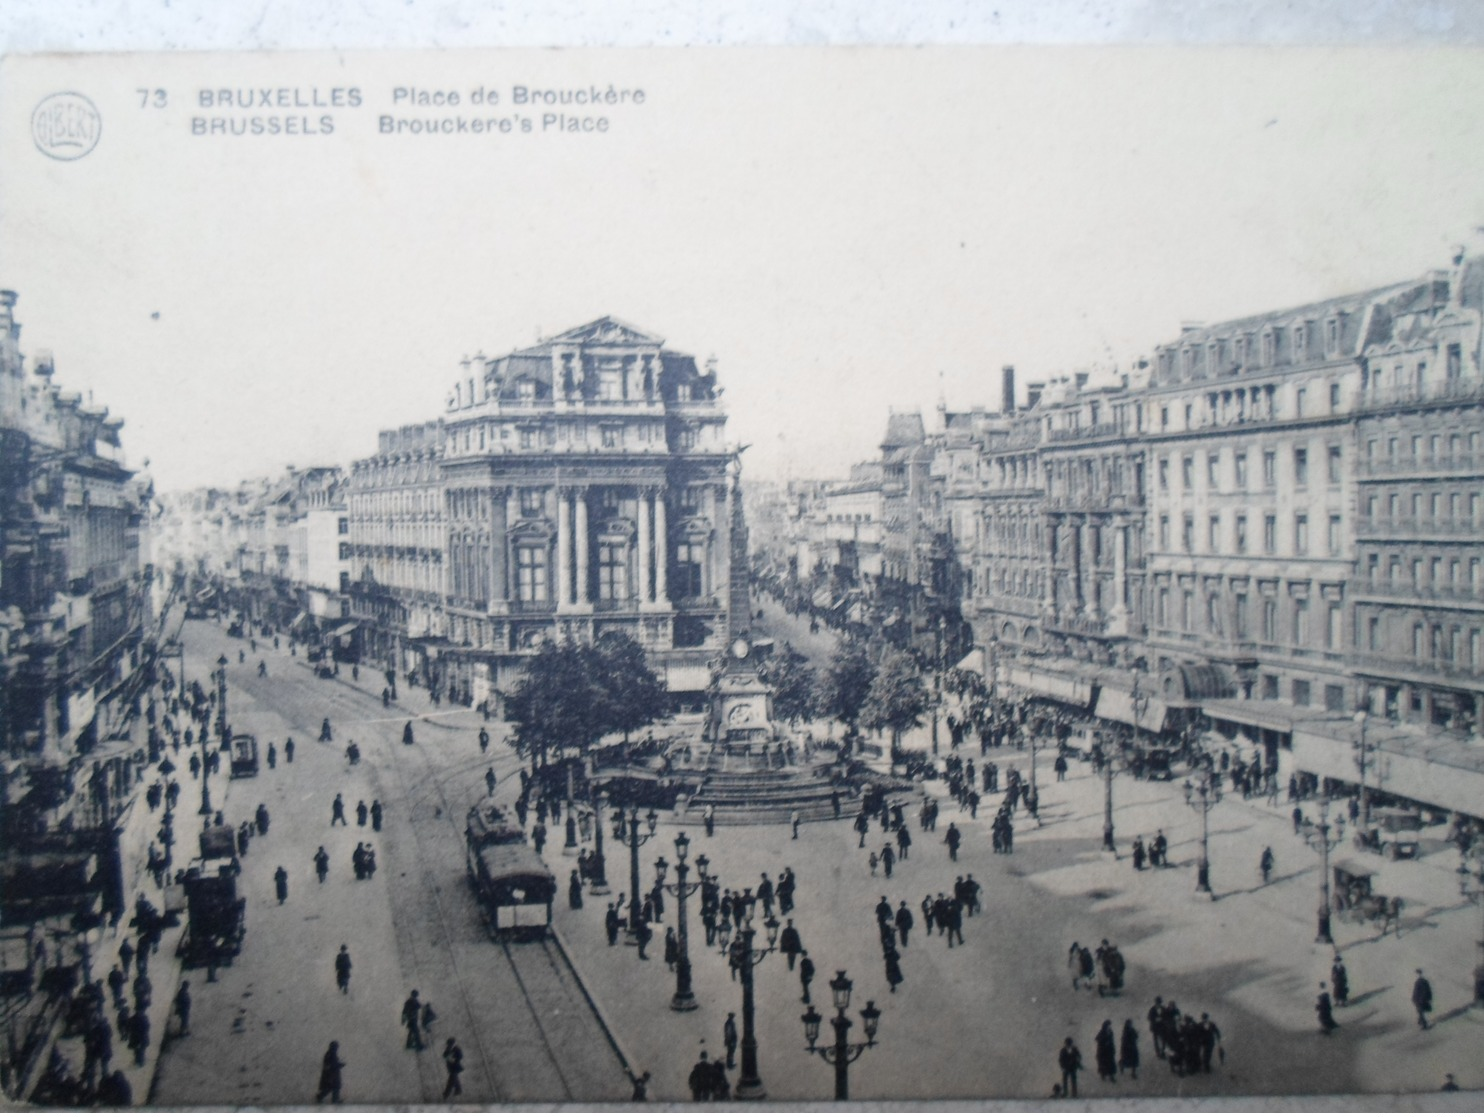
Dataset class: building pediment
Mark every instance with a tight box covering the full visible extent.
[546,317,665,348]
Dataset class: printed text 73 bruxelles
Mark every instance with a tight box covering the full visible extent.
[379,85,645,135]
[191,85,645,137]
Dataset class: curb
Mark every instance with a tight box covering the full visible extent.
[288,660,480,733]
[547,924,644,1089]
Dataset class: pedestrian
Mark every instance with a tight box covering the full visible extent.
[315,1041,345,1103]
[356,800,368,827]
[791,809,801,839]
[635,918,653,960]
[1411,968,1433,1029]
[569,869,584,910]
[173,981,192,1036]
[895,901,914,947]
[371,800,383,831]
[532,822,547,854]
[884,944,904,993]
[478,726,490,754]
[799,951,815,1003]
[689,1051,713,1101]
[855,812,870,848]
[1198,1013,1221,1072]
[1095,1020,1117,1082]
[664,927,679,971]
[1119,1019,1140,1079]
[605,903,621,946]
[1058,1036,1082,1098]
[314,846,330,883]
[402,990,424,1050]
[868,851,879,876]
[285,737,295,763]
[267,742,277,769]
[335,945,352,994]
[1260,846,1274,885]
[485,767,496,796]
[442,1038,464,1098]
[724,1011,739,1068]
[129,1008,150,1066]
[1330,955,1349,1007]
[274,865,289,905]
[881,845,895,878]
[421,999,437,1041]
[945,822,962,861]
[320,717,333,742]
[704,803,715,838]
[630,1071,652,1100]
[403,721,415,745]
[1148,996,1167,1058]
[331,794,347,827]
[1316,982,1339,1033]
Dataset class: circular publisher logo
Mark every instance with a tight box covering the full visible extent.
[32,92,101,161]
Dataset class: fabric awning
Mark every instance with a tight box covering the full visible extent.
[955,648,987,676]
[1094,687,1170,732]
[666,664,713,692]
[1008,665,1092,706]
[330,623,359,641]
[1201,699,1298,735]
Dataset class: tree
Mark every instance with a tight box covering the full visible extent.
[506,641,608,768]
[594,631,670,742]
[823,637,876,731]
[861,650,929,748]
[942,666,987,704]
[762,642,820,726]
[507,635,671,769]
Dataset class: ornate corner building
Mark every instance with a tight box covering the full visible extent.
[346,317,740,707]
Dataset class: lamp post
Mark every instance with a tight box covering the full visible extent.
[1101,730,1127,853]
[1186,768,1220,895]
[1353,709,1372,832]
[654,833,707,1012]
[1303,797,1342,944]
[588,786,610,895]
[1457,841,1484,1004]
[721,913,779,1100]
[800,970,882,1101]
[618,805,659,940]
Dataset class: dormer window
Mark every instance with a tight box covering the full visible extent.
[1260,328,1275,367]
[1293,323,1307,362]
[516,379,536,403]
[1233,335,1247,368]
[1325,317,1340,355]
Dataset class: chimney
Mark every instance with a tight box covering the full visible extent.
[1001,365,1016,415]
[1074,371,1090,392]
[1026,381,1045,410]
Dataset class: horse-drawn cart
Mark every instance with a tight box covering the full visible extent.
[1332,859,1402,935]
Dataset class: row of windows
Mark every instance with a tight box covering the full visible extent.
[1362,614,1484,666]
[1155,585,1343,649]
[1157,510,1343,557]
[1361,552,1483,592]
[1157,444,1343,495]
[1362,489,1482,524]
[1165,318,1343,382]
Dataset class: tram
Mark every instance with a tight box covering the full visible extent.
[465,803,557,938]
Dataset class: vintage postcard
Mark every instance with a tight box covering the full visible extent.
[2,45,1484,1108]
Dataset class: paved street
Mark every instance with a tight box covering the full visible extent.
[149,619,631,1106]
[146,617,1484,1105]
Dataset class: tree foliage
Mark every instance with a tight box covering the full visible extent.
[862,650,929,745]
[762,642,820,726]
[507,635,669,763]
[823,637,876,730]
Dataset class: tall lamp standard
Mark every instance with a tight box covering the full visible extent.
[1456,841,1484,1004]
[588,785,610,895]
[654,833,707,1012]
[1186,768,1220,895]
[717,913,780,1100]
[1302,797,1342,944]
[800,970,882,1101]
[616,805,659,940]
[1352,709,1372,832]
[1101,729,1132,853]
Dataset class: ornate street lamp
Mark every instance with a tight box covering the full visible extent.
[588,785,610,894]
[732,913,780,1099]
[1303,797,1342,944]
[1353,709,1372,832]
[622,805,660,942]
[1186,768,1220,895]
[655,833,706,1012]
[800,969,882,1100]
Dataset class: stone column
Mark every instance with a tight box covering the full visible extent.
[1112,523,1128,615]
[575,486,591,607]
[654,492,668,604]
[490,487,509,612]
[637,488,653,605]
[557,488,572,609]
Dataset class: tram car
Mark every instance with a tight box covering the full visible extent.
[177,826,246,966]
[465,803,556,938]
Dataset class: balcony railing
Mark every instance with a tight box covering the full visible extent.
[1046,421,1126,443]
[1356,453,1482,479]
[1350,579,1484,604]
[1355,375,1484,415]
[1350,651,1484,681]
[1354,516,1480,539]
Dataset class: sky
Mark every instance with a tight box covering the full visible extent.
[2,46,1484,493]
